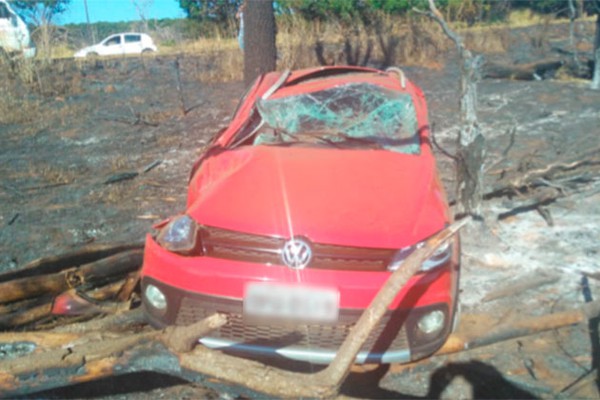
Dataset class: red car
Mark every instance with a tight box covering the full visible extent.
[141,66,459,364]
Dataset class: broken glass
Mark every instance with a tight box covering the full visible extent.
[254,83,420,154]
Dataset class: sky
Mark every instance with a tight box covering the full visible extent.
[59,0,185,25]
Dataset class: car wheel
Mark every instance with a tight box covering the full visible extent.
[142,48,154,54]
[86,52,98,59]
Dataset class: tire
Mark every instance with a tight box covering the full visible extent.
[87,52,98,59]
[142,48,154,55]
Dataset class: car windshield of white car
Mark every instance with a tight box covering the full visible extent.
[254,83,420,154]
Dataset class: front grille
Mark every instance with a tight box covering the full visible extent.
[199,225,396,271]
[176,297,409,353]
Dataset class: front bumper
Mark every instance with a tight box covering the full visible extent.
[141,235,460,364]
[143,276,453,364]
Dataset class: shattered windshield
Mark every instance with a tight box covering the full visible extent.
[253,83,420,154]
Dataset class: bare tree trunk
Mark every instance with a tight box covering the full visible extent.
[569,0,577,48]
[243,0,277,86]
[592,13,600,90]
[418,0,485,218]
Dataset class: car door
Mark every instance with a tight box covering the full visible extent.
[123,34,142,54]
[101,34,123,56]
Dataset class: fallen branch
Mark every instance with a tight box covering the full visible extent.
[313,217,470,395]
[2,298,598,398]
[104,172,139,185]
[0,278,132,329]
[483,59,565,80]
[437,299,600,355]
[0,250,142,304]
[485,155,600,206]
[0,220,469,397]
[0,313,226,396]
[0,242,143,283]
[482,272,560,302]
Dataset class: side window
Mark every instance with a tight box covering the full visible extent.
[0,3,10,19]
[104,36,121,46]
[125,34,141,43]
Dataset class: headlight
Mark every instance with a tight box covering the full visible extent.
[156,214,199,254]
[416,309,446,335]
[145,284,167,312]
[387,238,452,272]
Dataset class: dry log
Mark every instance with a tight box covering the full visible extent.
[483,59,565,80]
[2,298,599,398]
[312,217,470,394]
[0,250,142,304]
[0,242,143,283]
[116,272,140,302]
[51,308,147,334]
[163,314,228,353]
[0,279,131,329]
[0,303,53,328]
[481,272,560,302]
[487,154,600,198]
[0,313,226,396]
[0,220,469,398]
[436,299,600,355]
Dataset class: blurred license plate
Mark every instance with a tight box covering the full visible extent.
[244,283,339,323]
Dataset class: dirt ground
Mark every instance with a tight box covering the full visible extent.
[1,21,600,398]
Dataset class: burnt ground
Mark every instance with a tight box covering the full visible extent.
[1,21,600,399]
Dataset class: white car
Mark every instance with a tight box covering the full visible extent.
[74,32,157,58]
[0,0,36,58]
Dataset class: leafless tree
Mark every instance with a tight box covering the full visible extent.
[243,0,277,86]
[416,0,485,218]
[132,0,153,33]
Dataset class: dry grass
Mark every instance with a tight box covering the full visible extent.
[0,93,42,125]
[28,163,77,185]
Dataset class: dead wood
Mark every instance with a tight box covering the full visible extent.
[0,303,53,328]
[51,308,147,334]
[312,217,470,394]
[0,242,143,283]
[2,297,599,398]
[485,154,600,211]
[116,272,140,302]
[481,272,560,303]
[436,299,600,355]
[104,171,139,184]
[415,0,485,218]
[3,298,598,398]
[0,313,226,397]
[0,279,131,329]
[0,249,142,304]
[142,160,162,173]
[496,186,560,221]
[163,314,228,353]
[0,220,468,398]
[482,59,565,80]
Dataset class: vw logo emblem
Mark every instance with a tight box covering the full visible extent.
[281,238,312,269]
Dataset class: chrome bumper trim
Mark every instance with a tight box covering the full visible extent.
[199,337,411,365]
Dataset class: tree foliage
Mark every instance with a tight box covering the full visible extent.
[11,0,70,25]
[178,0,242,23]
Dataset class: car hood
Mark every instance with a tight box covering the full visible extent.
[74,45,94,56]
[187,146,448,249]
